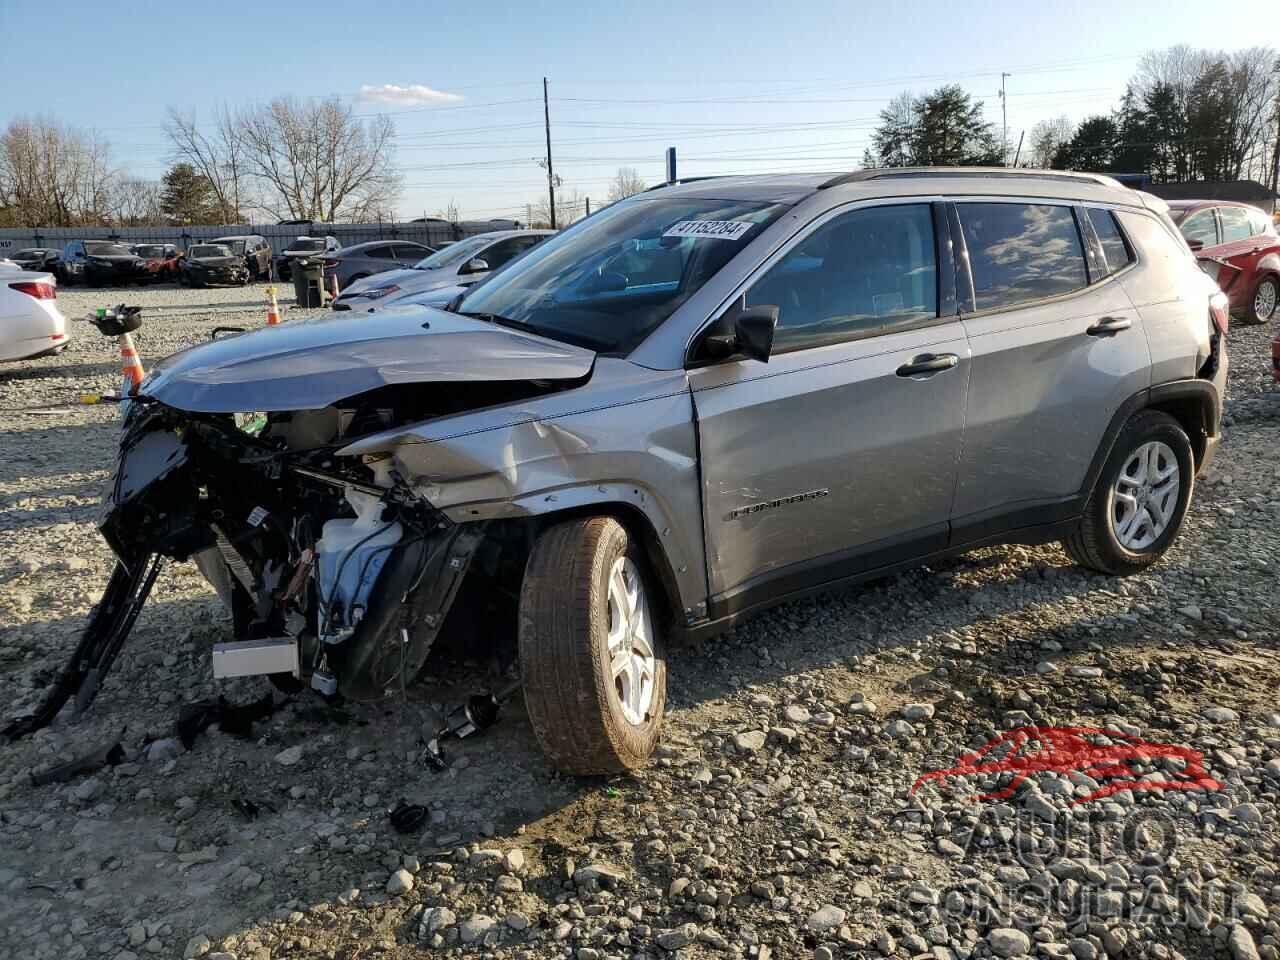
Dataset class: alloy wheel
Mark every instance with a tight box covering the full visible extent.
[605,556,657,726]
[1109,440,1180,551]
[1256,279,1278,321]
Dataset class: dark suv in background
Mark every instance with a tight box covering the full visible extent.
[57,240,146,285]
[211,234,272,280]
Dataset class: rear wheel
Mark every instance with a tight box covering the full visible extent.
[1248,275,1278,324]
[1061,410,1194,575]
[519,517,666,775]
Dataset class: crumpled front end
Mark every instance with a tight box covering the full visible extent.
[99,398,485,701]
[5,310,599,735]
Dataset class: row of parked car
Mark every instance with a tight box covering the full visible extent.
[7,234,383,288]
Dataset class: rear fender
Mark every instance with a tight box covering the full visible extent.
[1257,252,1280,278]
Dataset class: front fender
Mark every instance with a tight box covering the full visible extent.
[341,368,709,622]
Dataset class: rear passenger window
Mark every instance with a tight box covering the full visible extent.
[745,204,938,352]
[957,203,1088,310]
[1087,208,1135,276]
[1218,207,1252,243]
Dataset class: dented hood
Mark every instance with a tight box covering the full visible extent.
[141,306,595,413]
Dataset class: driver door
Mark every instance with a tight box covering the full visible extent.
[689,202,969,612]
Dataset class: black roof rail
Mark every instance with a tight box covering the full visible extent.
[643,176,725,192]
[819,167,1119,189]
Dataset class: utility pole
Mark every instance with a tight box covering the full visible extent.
[1000,73,1011,166]
[543,77,556,230]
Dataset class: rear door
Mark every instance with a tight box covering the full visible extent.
[690,201,970,610]
[950,199,1150,540]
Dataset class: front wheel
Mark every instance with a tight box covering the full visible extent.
[519,517,667,775]
[1061,410,1194,575]
[1247,275,1278,324]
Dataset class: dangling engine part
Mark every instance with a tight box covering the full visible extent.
[4,398,484,738]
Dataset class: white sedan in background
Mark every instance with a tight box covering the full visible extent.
[0,263,70,361]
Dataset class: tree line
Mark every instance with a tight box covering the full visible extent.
[1037,46,1278,182]
[0,96,400,228]
[862,45,1278,185]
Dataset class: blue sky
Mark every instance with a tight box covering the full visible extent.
[0,0,1274,221]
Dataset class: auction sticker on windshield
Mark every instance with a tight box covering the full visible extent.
[663,220,754,241]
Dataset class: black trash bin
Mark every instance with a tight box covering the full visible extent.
[292,257,326,308]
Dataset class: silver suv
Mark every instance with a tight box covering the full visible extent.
[12,169,1228,776]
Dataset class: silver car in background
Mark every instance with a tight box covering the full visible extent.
[332,229,552,311]
[22,169,1227,779]
[321,240,436,290]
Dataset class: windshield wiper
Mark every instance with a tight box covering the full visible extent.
[458,311,542,334]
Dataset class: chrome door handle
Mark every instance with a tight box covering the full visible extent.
[896,353,959,378]
[1087,316,1132,336]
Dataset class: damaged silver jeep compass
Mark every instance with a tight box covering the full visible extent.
[8,169,1228,775]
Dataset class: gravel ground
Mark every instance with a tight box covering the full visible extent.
[2,284,1280,960]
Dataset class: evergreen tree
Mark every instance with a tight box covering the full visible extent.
[159,162,218,224]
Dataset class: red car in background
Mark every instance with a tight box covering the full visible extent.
[133,243,182,283]
[1168,200,1280,325]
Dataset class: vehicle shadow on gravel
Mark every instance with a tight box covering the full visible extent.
[0,424,117,482]
[0,360,124,384]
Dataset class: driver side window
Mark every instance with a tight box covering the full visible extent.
[745,204,938,353]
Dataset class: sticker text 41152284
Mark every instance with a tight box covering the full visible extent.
[662,220,754,241]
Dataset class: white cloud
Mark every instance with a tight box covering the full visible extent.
[358,84,464,107]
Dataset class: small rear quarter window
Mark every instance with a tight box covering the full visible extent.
[1087,208,1135,276]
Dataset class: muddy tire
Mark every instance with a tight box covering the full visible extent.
[1062,410,1194,576]
[519,517,666,775]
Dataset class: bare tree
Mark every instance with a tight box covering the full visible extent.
[1028,116,1075,169]
[1220,48,1280,181]
[527,188,586,229]
[0,117,115,226]
[607,167,646,201]
[111,177,164,226]
[236,96,401,222]
[164,106,250,222]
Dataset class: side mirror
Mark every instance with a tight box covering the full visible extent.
[702,304,779,363]
[1186,238,1204,252]
[461,257,490,275]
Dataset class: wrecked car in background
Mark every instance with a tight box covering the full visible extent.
[180,244,250,286]
[5,169,1227,776]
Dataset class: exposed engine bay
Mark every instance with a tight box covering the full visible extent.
[4,375,573,738]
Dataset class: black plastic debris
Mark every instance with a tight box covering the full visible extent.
[30,730,127,786]
[388,799,428,834]
[230,796,277,821]
[176,693,278,750]
[420,678,522,770]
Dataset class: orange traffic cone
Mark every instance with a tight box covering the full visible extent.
[266,286,281,325]
[119,332,145,395]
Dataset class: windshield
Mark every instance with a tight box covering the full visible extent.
[85,242,133,257]
[190,245,231,258]
[287,238,325,252]
[412,235,491,270]
[215,239,247,254]
[135,245,165,257]
[458,198,788,353]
